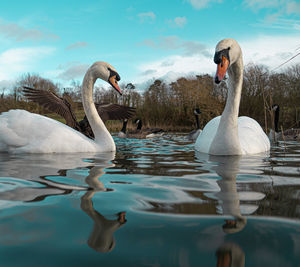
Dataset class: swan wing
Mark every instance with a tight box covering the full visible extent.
[0,110,98,153]
[195,116,221,153]
[238,117,270,154]
[23,86,78,129]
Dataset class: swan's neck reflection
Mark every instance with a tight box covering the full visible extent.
[81,162,127,253]
[211,155,247,234]
[216,242,245,267]
[81,190,126,253]
[85,167,106,191]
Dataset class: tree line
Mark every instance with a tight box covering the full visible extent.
[0,63,300,132]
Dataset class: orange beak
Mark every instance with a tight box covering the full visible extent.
[109,76,122,95]
[215,56,229,84]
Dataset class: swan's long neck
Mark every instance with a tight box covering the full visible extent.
[216,158,241,217]
[209,56,243,155]
[82,71,116,151]
[222,57,243,126]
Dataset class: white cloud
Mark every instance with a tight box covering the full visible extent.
[240,35,300,70]
[168,17,187,28]
[135,53,215,87]
[0,47,55,81]
[244,0,279,10]
[186,0,223,9]
[252,18,300,31]
[138,12,156,23]
[140,36,209,56]
[0,80,14,91]
[65,42,88,51]
[0,19,59,42]
[244,0,300,16]
[286,1,300,15]
[134,35,300,90]
[56,63,90,81]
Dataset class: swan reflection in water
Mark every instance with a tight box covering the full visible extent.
[81,190,126,253]
[0,153,91,203]
[211,155,248,235]
[216,242,245,267]
[0,152,127,253]
[211,154,267,267]
[211,155,247,267]
[196,152,268,267]
[80,158,127,253]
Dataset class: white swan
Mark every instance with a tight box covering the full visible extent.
[195,39,270,155]
[0,61,122,153]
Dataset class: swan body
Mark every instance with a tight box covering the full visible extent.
[0,61,122,153]
[197,116,270,155]
[0,109,102,153]
[195,39,270,155]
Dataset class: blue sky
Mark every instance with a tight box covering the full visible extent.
[0,0,299,91]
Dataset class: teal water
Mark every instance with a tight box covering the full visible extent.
[0,134,299,266]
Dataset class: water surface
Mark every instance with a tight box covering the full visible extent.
[0,134,299,266]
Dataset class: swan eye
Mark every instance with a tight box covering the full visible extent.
[214,48,230,65]
[108,67,121,81]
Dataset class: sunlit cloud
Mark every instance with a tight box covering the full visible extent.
[167,17,187,28]
[0,46,55,81]
[135,35,300,90]
[186,0,223,9]
[135,53,215,89]
[244,0,300,16]
[56,63,90,81]
[244,0,280,10]
[286,1,300,15]
[65,42,88,51]
[140,36,210,56]
[0,80,14,90]
[240,35,300,70]
[138,12,156,23]
[0,19,59,42]
[252,18,300,31]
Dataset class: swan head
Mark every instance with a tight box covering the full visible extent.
[90,61,122,95]
[214,39,242,84]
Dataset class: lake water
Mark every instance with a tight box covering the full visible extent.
[0,134,299,267]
